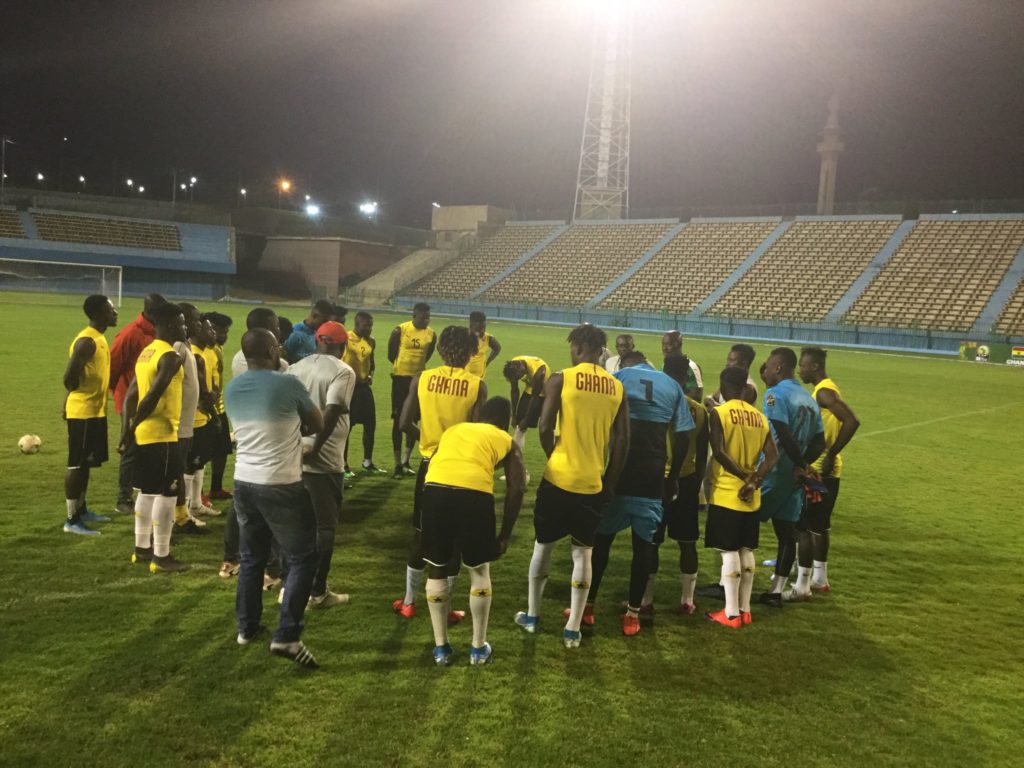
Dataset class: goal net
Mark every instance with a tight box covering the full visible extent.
[0,258,122,306]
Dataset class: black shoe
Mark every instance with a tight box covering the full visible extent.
[393,466,404,479]
[270,641,319,669]
[175,520,210,536]
[695,583,726,601]
[758,591,783,608]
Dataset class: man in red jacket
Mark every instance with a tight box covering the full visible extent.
[110,293,166,514]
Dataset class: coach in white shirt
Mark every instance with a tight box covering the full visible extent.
[230,307,291,378]
[604,334,635,374]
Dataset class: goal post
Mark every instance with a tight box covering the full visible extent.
[0,257,123,306]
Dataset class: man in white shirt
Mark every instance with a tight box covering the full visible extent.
[231,307,290,377]
[289,321,356,609]
[661,330,704,401]
[706,343,759,407]
[604,334,635,374]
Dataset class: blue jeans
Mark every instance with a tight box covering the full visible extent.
[234,480,318,644]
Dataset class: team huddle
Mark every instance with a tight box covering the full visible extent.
[60,295,859,669]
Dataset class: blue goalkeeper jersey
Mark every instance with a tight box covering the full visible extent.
[762,377,824,492]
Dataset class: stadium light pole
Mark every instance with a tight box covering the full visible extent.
[0,135,9,205]
[278,179,292,209]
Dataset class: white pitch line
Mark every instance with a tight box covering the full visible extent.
[859,401,1024,438]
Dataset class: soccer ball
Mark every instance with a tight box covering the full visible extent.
[18,434,42,454]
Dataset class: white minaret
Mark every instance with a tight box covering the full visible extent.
[816,94,844,215]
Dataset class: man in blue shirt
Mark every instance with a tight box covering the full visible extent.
[226,329,325,668]
[757,347,825,608]
[282,299,334,364]
[586,350,695,636]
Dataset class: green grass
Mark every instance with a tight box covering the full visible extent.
[1,293,1022,767]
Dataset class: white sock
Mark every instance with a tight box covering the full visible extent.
[772,575,788,594]
[680,572,698,606]
[134,494,155,548]
[425,578,449,647]
[738,549,755,613]
[151,495,176,557]
[641,573,656,607]
[813,559,829,586]
[191,469,205,508]
[794,566,812,594]
[66,499,79,523]
[362,458,372,468]
[468,563,492,648]
[183,473,195,510]
[527,541,554,617]
[721,551,741,618]
[404,566,424,606]
[566,545,592,632]
[512,427,526,452]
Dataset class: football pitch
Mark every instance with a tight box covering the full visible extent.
[1,293,1021,768]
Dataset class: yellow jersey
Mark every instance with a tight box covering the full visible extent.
[135,339,183,445]
[666,396,707,479]
[425,422,512,496]
[543,363,624,495]
[191,344,215,428]
[707,399,769,513]
[811,378,843,478]
[416,366,482,458]
[213,344,225,414]
[512,355,549,395]
[466,332,491,379]
[393,321,435,377]
[66,326,110,419]
[344,332,374,382]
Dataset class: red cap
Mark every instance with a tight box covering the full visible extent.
[317,321,348,345]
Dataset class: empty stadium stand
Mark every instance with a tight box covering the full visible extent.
[405,223,560,299]
[598,219,779,314]
[995,279,1024,336]
[480,221,674,306]
[0,210,26,238]
[33,211,181,251]
[709,217,901,322]
[845,216,1024,331]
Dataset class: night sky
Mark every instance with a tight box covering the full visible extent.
[3,0,1023,226]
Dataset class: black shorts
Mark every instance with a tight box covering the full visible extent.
[391,375,412,419]
[660,473,702,543]
[704,504,760,552]
[533,479,603,546]
[188,423,216,471]
[213,415,233,456]
[421,484,498,568]
[134,442,183,496]
[67,417,108,469]
[412,457,430,531]
[797,477,841,534]
[350,381,376,426]
[516,393,544,429]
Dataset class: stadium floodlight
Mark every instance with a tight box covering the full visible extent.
[240,188,247,196]
[190,176,197,185]
[279,179,292,191]
[138,186,145,193]
[305,203,321,216]
[126,178,134,187]
[180,183,187,190]
[431,201,441,208]
[36,172,44,181]
[359,201,378,216]
[78,175,86,184]
[952,209,959,214]
[305,194,311,201]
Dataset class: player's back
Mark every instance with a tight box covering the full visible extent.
[708,398,769,513]
[416,365,482,458]
[135,339,183,445]
[544,363,623,495]
[425,421,512,495]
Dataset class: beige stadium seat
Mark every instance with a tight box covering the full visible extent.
[995,277,1024,336]
[599,220,779,314]
[0,211,27,238]
[33,212,181,251]
[407,225,560,299]
[847,219,1024,332]
[479,222,675,306]
[709,219,900,322]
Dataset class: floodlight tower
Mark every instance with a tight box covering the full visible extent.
[816,94,844,215]
[573,8,633,221]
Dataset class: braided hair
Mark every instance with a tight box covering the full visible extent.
[437,325,476,368]
[566,323,607,354]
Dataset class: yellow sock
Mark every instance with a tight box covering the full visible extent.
[174,504,189,526]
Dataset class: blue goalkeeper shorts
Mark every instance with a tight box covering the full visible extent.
[597,495,664,543]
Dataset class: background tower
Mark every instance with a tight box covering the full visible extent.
[816,94,844,215]
[573,11,632,221]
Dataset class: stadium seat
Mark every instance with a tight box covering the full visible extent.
[480,222,674,306]
[846,219,1024,332]
[995,278,1024,336]
[709,219,900,322]
[599,220,779,314]
[406,224,560,299]
[0,210,27,239]
[32,212,182,251]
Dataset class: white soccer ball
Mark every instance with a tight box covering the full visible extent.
[18,434,42,454]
